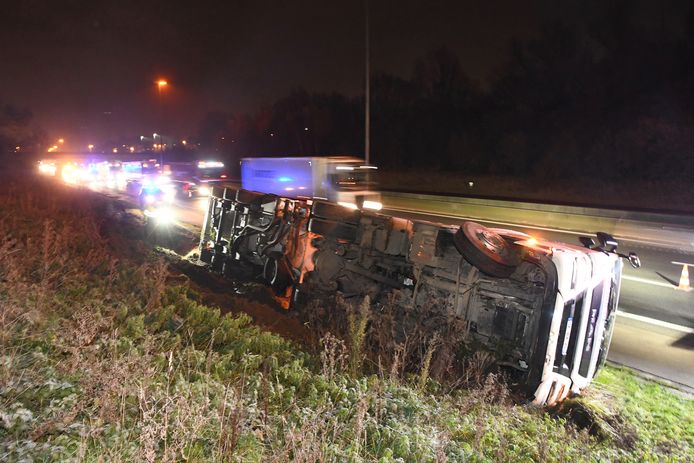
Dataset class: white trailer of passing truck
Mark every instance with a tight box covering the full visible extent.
[240,156,382,210]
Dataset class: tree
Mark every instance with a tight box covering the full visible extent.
[0,102,44,155]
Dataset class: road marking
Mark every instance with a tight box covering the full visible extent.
[616,310,694,334]
[383,206,687,249]
[621,275,676,289]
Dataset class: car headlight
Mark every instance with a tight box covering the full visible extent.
[156,208,175,224]
[144,207,174,224]
[163,189,176,202]
[198,186,211,196]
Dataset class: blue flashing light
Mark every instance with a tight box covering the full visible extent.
[143,185,161,193]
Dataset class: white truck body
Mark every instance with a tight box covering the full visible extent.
[240,156,382,210]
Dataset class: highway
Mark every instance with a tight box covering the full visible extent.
[114,185,694,390]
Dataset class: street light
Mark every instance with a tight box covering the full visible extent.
[154,79,168,167]
[87,144,94,152]
[153,133,163,151]
[156,79,168,94]
[58,138,64,144]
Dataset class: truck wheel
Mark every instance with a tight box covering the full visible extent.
[453,222,520,278]
[489,228,531,244]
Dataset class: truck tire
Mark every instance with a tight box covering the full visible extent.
[453,222,520,278]
[489,228,531,244]
[311,200,360,225]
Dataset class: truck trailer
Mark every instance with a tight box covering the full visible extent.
[240,156,382,211]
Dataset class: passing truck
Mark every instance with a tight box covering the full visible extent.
[241,156,382,210]
[197,186,640,405]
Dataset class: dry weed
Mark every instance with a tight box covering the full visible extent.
[348,296,370,377]
[418,332,441,391]
[319,332,348,381]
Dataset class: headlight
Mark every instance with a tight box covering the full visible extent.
[144,207,174,224]
[144,194,156,204]
[198,186,211,196]
[155,175,171,185]
[156,208,175,224]
[362,200,383,211]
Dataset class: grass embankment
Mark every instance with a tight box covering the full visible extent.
[1,177,692,462]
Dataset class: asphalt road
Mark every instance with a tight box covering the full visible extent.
[116,187,694,390]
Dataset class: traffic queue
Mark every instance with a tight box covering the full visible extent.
[36,157,229,225]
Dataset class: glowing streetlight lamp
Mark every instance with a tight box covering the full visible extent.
[87,144,94,151]
[58,138,64,144]
[154,78,169,166]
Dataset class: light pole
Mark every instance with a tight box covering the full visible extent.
[155,79,168,167]
[153,132,163,154]
[364,0,370,165]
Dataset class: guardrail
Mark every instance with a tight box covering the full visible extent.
[380,191,694,250]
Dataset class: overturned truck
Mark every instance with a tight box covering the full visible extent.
[198,186,639,405]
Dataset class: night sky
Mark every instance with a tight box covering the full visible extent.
[1,0,688,145]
